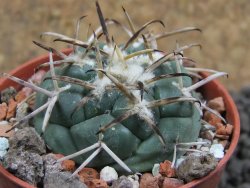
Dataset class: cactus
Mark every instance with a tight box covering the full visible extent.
[1,1,227,175]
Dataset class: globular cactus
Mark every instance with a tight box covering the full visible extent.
[3,1,227,175]
[33,49,201,173]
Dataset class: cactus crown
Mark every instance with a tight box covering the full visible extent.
[2,1,227,175]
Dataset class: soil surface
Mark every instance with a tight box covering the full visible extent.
[0,0,249,91]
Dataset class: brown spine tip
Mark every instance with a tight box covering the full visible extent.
[96,1,110,44]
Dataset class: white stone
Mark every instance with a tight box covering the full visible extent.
[128,174,139,188]
[0,150,7,158]
[210,144,224,159]
[0,137,9,151]
[0,121,8,126]
[100,166,118,183]
[152,163,160,176]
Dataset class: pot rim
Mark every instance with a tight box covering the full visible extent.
[0,49,240,188]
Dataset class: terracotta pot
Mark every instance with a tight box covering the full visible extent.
[0,49,240,188]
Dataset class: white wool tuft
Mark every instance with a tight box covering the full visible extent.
[92,76,111,97]
[66,54,96,67]
[109,64,144,84]
[80,58,96,67]
[126,65,144,83]
[108,62,154,85]
[138,105,154,120]
[152,52,164,61]
[103,45,114,55]
[133,90,154,120]
[126,55,152,66]
[132,41,142,48]
[125,52,164,67]
[138,71,155,83]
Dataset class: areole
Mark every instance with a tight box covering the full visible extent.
[0,49,240,188]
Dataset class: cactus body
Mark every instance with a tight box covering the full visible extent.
[34,44,201,173]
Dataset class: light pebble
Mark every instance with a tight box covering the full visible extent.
[0,137,9,151]
[0,150,7,158]
[0,121,8,126]
[127,174,140,188]
[100,166,118,183]
[210,144,224,159]
[152,163,160,176]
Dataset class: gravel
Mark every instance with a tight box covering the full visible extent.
[2,127,46,186]
[177,153,218,183]
[218,86,250,188]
